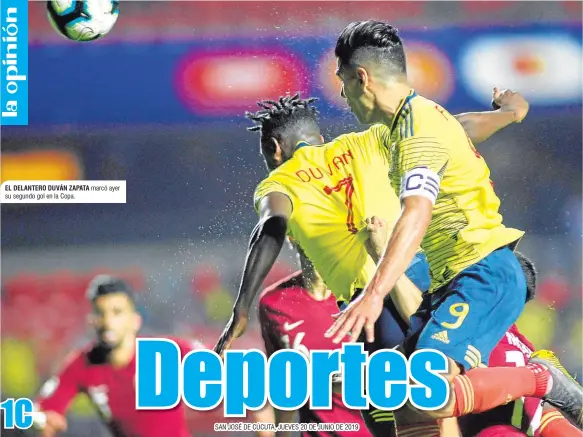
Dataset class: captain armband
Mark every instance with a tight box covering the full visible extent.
[400,167,441,205]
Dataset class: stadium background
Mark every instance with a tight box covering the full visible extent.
[1,2,582,436]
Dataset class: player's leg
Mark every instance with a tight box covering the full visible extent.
[358,253,433,437]
[537,405,583,437]
[403,247,583,426]
[530,351,583,437]
[368,252,431,351]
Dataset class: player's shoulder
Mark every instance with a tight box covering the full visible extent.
[408,92,439,112]
[396,93,459,141]
[409,93,458,126]
[253,170,290,207]
[255,170,279,189]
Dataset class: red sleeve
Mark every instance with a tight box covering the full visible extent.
[36,352,84,415]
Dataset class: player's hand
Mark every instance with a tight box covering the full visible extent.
[325,291,383,344]
[492,87,529,123]
[213,309,248,358]
[40,411,67,437]
[364,216,389,261]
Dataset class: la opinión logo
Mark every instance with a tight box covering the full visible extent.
[1,0,28,126]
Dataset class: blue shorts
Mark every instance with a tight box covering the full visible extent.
[342,253,431,352]
[403,247,527,371]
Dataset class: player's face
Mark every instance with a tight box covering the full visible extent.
[336,59,376,124]
[91,293,140,348]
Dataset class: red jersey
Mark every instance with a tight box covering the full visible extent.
[259,272,371,437]
[459,325,544,437]
[36,337,206,437]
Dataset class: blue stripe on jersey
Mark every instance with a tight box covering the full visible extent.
[398,104,415,139]
[407,103,414,137]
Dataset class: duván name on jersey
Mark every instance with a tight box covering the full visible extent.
[295,149,355,183]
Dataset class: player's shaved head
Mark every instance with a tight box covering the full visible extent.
[335,20,407,80]
[246,94,322,171]
[334,21,411,124]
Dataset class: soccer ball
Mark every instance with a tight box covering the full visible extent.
[47,0,119,42]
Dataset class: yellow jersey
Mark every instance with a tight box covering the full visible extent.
[254,125,400,302]
[388,90,524,291]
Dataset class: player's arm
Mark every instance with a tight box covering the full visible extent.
[327,129,440,343]
[362,187,432,311]
[236,191,292,314]
[214,192,292,356]
[33,354,83,437]
[364,216,422,323]
[454,88,529,144]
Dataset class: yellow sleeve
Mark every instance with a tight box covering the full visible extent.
[393,107,453,175]
[253,178,292,213]
[394,126,450,177]
[393,107,451,203]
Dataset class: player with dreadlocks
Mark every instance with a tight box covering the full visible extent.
[211,90,581,437]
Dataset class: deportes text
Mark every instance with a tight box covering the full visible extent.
[135,339,450,416]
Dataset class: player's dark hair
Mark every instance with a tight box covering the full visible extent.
[335,20,407,76]
[86,275,135,303]
[515,251,538,302]
[245,93,320,141]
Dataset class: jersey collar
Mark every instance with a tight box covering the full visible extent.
[389,89,417,133]
[295,140,311,150]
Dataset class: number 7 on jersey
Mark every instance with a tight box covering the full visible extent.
[323,175,358,234]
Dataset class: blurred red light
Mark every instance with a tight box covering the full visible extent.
[175,49,309,115]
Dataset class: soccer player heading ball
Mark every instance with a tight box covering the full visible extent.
[327,19,583,427]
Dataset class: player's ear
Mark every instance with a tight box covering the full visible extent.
[134,312,142,332]
[269,137,284,166]
[320,134,325,143]
[356,66,369,88]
